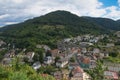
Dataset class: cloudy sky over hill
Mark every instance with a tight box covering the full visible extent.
[0,0,120,26]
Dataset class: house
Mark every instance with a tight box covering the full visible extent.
[40,74,48,77]
[4,50,16,58]
[32,61,41,70]
[26,52,35,62]
[36,45,51,52]
[57,40,67,52]
[44,56,53,65]
[80,57,90,68]
[73,36,82,42]
[93,48,100,54]
[89,38,98,43]
[54,69,70,80]
[62,69,70,80]
[2,58,12,65]
[71,66,91,80]
[68,62,79,70]
[80,42,88,47]
[100,52,109,58]
[106,43,115,47]
[0,40,6,47]
[76,36,82,41]
[81,48,87,53]
[77,56,90,68]
[64,38,71,42]
[48,49,60,59]
[104,52,109,57]
[56,59,68,68]
[104,71,118,80]
[89,60,96,69]
[9,50,16,58]
[115,31,120,37]
[80,42,93,47]
[104,62,120,72]
[71,47,79,54]
[59,53,66,59]
[54,71,62,80]
[89,37,100,43]
[83,34,91,41]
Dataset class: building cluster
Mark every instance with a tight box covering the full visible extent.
[0,33,120,80]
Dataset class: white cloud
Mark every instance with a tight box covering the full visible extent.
[5,22,18,25]
[0,14,10,19]
[11,0,24,4]
[104,6,120,20]
[0,0,120,26]
[23,0,107,17]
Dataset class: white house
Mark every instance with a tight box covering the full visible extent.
[26,52,35,62]
[104,62,120,72]
[81,48,87,53]
[32,61,41,70]
[89,60,96,69]
[36,45,51,52]
[104,71,118,80]
[106,43,115,47]
[93,48,100,54]
[89,39,98,43]
[44,56,53,65]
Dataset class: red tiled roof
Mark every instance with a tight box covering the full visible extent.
[40,74,48,77]
[78,49,81,53]
[113,72,118,79]
[73,66,84,73]
[49,49,60,57]
[50,49,59,53]
[83,58,90,64]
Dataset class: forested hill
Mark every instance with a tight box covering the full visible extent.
[117,19,120,23]
[0,10,119,48]
[83,17,120,30]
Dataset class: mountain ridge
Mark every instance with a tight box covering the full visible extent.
[0,10,119,48]
[1,10,120,31]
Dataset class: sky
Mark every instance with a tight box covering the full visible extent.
[0,0,120,27]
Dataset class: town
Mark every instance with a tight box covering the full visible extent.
[0,31,120,80]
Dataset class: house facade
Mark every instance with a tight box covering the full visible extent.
[71,66,91,80]
[104,71,118,80]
